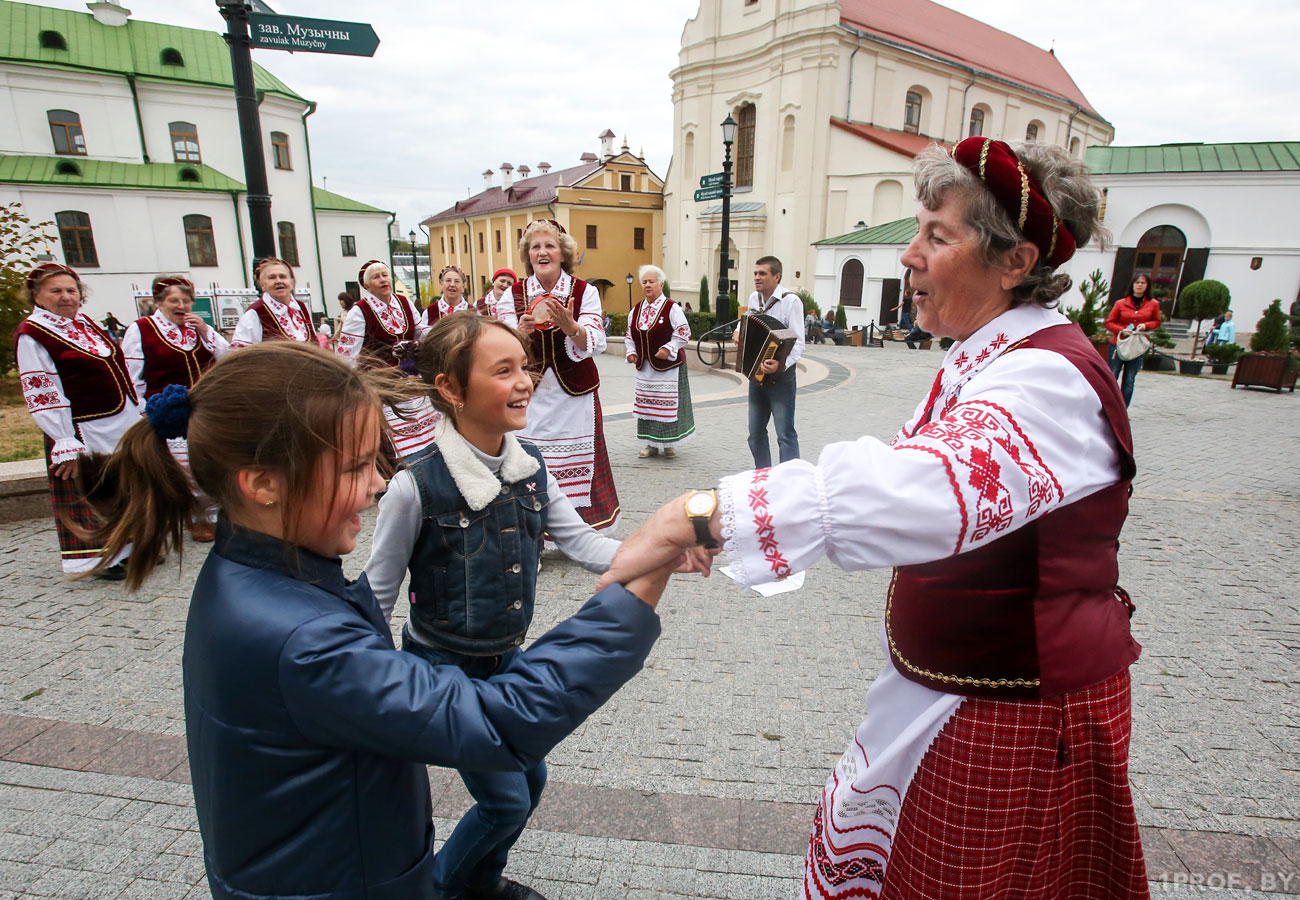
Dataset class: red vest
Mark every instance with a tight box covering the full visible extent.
[135,316,216,398]
[15,316,137,421]
[630,298,685,372]
[251,297,317,342]
[356,294,418,370]
[511,280,600,396]
[888,323,1140,699]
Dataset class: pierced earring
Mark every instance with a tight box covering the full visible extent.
[456,402,464,411]
[264,500,275,507]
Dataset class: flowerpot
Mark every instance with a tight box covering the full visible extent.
[1178,360,1204,375]
[1232,353,1296,392]
[1091,337,1112,360]
[1210,363,1230,375]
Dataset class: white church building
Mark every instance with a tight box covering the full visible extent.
[0,0,392,326]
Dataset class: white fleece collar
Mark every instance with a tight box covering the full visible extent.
[432,418,541,511]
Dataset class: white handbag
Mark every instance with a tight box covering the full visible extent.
[1115,331,1151,362]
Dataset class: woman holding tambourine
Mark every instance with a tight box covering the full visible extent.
[498,219,620,532]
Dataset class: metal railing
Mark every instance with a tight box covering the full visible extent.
[695,318,741,368]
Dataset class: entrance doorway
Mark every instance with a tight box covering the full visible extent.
[879,277,901,325]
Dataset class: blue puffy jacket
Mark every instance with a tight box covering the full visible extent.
[184,522,660,900]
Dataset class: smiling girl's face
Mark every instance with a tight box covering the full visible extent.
[436,325,533,456]
[293,405,385,559]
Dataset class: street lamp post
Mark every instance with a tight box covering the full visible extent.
[625,272,634,310]
[717,114,737,325]
[408,229,420,305]
[217,0,274,259]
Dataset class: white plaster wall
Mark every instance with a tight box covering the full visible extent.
[1,64,139,160]
[814,243,908,329]
[315,210,392,315]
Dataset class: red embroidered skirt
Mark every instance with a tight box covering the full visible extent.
[877,669,1148,899]
[44,436,106,569]
[577,394,620,531]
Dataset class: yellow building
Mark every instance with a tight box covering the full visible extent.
[422,131,664,312]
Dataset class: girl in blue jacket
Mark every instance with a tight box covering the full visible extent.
[78,341,678,900]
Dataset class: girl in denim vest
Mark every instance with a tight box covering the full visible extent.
[364,312,625,900]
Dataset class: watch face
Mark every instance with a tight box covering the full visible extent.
[686,492,714,515]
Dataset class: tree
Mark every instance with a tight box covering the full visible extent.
[1250,299,1290,353]
[1177,279,1231,353]
[834,304,848,330]
[1065,269,1108,339]
[1,202,55,376]
[796,289,817,317]
[698,275,710,313]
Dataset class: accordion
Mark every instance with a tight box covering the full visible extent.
[736,313,797,383]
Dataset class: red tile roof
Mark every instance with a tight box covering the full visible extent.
[830,118,939,157]
[422,162,601,226]
[839,0,1102,118]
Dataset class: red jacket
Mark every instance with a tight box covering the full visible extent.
[1104,296,1161,344]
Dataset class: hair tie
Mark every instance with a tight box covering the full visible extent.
[145,383,190,440]
[392,340,421,376]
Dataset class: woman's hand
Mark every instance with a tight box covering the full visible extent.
[547,298,578,334]
[626,353,640,367]
[183,312,209,337]
[53,459,79,481]
[655,346,672,360]
[517,314,537,335]
[597,492,706,591]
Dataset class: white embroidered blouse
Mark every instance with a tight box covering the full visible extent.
[497,271,607,362]
[121,311,231,399]
[624,295,691,363]
[336,291,425,362]
[231,293,311,347]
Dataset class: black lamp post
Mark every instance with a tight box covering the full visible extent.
[625,272,634,310]
[717,114,737,325]
[408,229,420,305]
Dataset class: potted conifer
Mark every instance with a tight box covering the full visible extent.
[1233,300,1297,392]
[1203,341,1243,375]
[1065,269,1111,359]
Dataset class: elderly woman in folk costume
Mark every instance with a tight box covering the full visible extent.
[120,275,231,542]
[479,267,516,319]
[421,265,470,328]
[231,257,318,347]
[624,264,695,459]
[16,263,142,578]
[498,219,619,531]
[600,138,1149,899]
[335,259,441,459]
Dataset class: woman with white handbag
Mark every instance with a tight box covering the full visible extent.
[1105,274,1161,406]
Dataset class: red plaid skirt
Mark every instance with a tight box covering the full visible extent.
[874,669,1148,899]
[576,394,620,531]
[44,436,106,566]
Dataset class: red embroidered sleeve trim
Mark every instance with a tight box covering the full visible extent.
[748,468,792,579]
[963,399,1063,504]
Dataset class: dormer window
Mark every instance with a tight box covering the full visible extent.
[178,167,201,183]
[160,48,184,66]
[39,30,67,50]
[56,161,81,176]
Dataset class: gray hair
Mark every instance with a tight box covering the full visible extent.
[912,141,1109,307]
[638,264,666,283]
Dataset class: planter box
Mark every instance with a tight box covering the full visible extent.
[848,329,864,347]
[1211,363,1230,376]
[1232,353,1298,392]
[1178,359,1205,375]
[1143,353,1176,372]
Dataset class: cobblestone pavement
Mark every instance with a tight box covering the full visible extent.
[1,343,1297,898]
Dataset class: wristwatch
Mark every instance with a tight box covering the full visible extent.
[684,489,719,549]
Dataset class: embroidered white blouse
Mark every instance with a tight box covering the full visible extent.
[718,304,1122,588]
[231,293,311,347]
[623,295,691,364]
[497,271,606,362]
[335,291,426,362]
[418,296,469,330]
[121,311,231,399]
[16,307,144,464]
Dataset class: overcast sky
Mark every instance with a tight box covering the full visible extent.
[37,0,1300,238]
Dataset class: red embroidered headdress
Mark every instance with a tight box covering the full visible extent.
[151,275,194,301]
[26,262,78,295]
[952,137,1077,269]
[357,259,387,286]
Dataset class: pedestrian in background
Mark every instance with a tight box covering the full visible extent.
[1105,273,1161,406]
[735,255,803,468]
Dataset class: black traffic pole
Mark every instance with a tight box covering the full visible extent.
[716,115,737,325]
[218,0,275,260]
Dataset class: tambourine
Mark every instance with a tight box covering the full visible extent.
[525,293,559,330]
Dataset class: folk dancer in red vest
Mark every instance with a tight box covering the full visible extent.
[624,265,694,459]
[15,263,142,578]
[121,275,231,541]
[231,257,318,347]
[420,265,470,329]
[336,260,441,459]
[499,220,620,532]
[600,138,1149,899]
[478,267,516,318]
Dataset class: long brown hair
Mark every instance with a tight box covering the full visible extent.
[79,342,411,588]
[415,311,531,421]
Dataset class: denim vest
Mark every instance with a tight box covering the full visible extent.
[406,441,549,655]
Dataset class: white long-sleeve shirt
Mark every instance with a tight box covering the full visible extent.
[497,271,607,362]
[335,292,425,364]
[231,293,312,347]
[742,284,805,368]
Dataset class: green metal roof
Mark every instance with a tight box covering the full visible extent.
[815,217,918,246]
[0,0,305,101]
[1086,142,1300,175]
[0,154,246,192]
[313,186,386,215]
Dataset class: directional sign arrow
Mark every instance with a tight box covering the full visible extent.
[694,187,724,202]
[249,14,380,57]
[699,172,725,188]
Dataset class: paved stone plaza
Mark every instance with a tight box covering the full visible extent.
[1,343,1297,899]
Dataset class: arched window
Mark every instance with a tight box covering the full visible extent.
[839,259,864,307]
[160,48,184,66]
[780,115,795,172]
[277,221,300,266]
[904,91,923,134]
[968,107,986,138]
[39,30,67,50]
[1135,224,1187,298]
[271,131,291,170]
[735,103,756,188]
[1069,136,1081,157]
[872,179,903,223]
[184,214,218,267]
[56,211,98,267]
[178,167,200,183]
[55,161,81,176]
[682,131,694,182]
[1025,120,1043,142]
[47,110,85,155]
[170,121,200,163]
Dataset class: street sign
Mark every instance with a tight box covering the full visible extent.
[249,14,380,56]
[694,186,724,202]
[699,172,725,188]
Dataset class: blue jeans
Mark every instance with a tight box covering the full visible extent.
[748,367,799,468]
[401,632,547,898]
[1109,347,1142,408]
